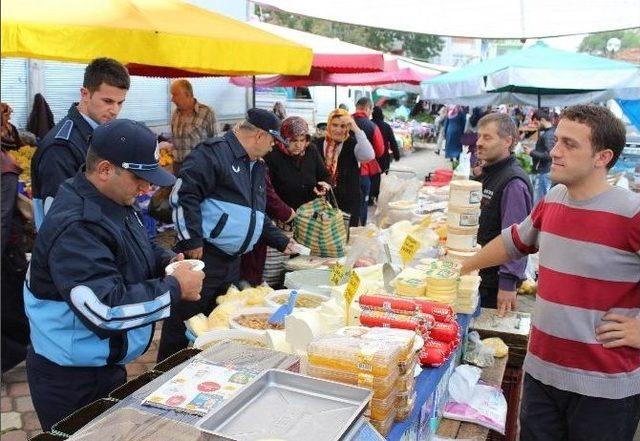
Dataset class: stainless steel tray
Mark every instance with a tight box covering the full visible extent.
[198,369,372,441]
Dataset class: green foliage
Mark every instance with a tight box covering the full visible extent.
[257,7,444,60]
[578,30,640,55]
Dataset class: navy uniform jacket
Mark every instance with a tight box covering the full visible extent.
[31,104,93,229]
[24,171,181,366]
[171,131,289,257]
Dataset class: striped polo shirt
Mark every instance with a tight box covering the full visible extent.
[501,184,640,399]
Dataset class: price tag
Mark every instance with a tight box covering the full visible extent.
[329,262,346,286]
[400,234,421,265]
[343,271,361,325]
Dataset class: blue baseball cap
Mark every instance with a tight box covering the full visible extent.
[90,119,176,187]
[246,108,287,145]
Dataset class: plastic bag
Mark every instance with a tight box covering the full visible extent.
[374,173,423,227]
[463,331,495,368]
[454,145,471,180]
[443,365,508,434]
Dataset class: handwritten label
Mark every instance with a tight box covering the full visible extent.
[400,234,421,265]
[329,262,346,286]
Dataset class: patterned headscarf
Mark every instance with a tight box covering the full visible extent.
[275,116,310,157]
[324,108,350,184]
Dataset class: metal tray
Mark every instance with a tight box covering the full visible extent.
[198,369,372,441]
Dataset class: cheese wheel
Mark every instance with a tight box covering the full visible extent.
[447,226,478,252]
[447,205,481,228]
[449,180,482,206]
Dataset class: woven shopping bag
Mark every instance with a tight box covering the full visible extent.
[294,191,348,258]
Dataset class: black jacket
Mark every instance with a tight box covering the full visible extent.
[531,126,555,174]
[312,136,361,227]
[171,131,289,257]
[373,118,400,172]
[265,145,330,210]
[31,104,93,229]
[27,93,55,140]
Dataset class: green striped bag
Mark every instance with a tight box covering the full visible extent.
[294,192,348,258]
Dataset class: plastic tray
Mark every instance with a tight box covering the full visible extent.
[395,392,417,422]
[306,364,399,399]
[368,389,399,421]
[153,347,201,373]
[397,369,416,393]
[108,370,163,400]
[307,335,403,377]
[398,352,418,375]
[51,398,118,437]
[338,326,417,359]
[198,369,371,441]
[369,407,397,437]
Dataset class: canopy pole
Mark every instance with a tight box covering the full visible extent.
[537,89,541,109]
[334,85,338,108]
[252,76,256,108]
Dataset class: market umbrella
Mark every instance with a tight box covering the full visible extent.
[254,0,640,39]
[1,0,313,77]
[421,42,640,107]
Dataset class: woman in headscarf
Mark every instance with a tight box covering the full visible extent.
[265,116,332,210]
[311,109,375,227]
[443,104,467,161]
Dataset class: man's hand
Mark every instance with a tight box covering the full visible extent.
[169,253,185,264]
[283,238,299,255]
[596,313,640,349]
[497,290,517,317]
[313,181,332,196]
[286,208,296,223]
[170,262,204,302]
[523,145,532,155]
[184,247,203,260]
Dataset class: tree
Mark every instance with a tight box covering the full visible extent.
[578,30,640,56]
[256,7,444,61]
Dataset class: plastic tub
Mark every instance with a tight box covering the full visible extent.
[307,335,403,377]
[306,364,398,399]
[264,289,329,310]
[228,307,284,334]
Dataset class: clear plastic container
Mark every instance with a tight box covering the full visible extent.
[398,352,417,375]
[306,364,399,399]
[395,392,417,421]
[307,336,403,377]
[367,388,399,421]
[370,407,398,436]
[340,326,417,359]
[397,369,416,393]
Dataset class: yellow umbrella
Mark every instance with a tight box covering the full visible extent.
[1,0,313,76]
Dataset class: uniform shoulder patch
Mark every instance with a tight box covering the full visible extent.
[54,120,74,141]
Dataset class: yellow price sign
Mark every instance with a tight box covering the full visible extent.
[329,262,346,286]
[344,271,361,325]
[400,234,421,265]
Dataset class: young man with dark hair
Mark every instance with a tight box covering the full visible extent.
[462,104,640,441]
[31,57,130,229]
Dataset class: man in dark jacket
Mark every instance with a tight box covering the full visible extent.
[25,119,204,430]
[525,108,556,203]
[31,57,130,229]
[352,97,384,224]
[476,113,533,316]
[371,106,400,203]
[161,108,299,360]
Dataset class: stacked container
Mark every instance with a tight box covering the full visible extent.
[446,180,482,253]
[306,327,418,435]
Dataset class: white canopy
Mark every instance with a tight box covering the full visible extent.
[256,0,640,39]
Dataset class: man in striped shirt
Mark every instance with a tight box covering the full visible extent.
[462,104,640,441]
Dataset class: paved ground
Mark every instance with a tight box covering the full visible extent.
[2,146,637,440]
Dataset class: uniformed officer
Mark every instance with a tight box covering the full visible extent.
[31,57,130,229]
[158,108,299,360]
[24,119,204,431]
